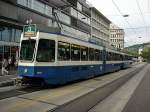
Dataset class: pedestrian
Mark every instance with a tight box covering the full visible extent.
[11,56,15,71]
[1,58,9,75]
[8,56,12,71]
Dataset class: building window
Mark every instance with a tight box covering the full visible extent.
[33,0,45,13]
[17,0,52,17]
[17,0,28,7]
[71,8,78,18]
[54,10,71,25]
[77,2,82,11]
[1,27,10,41]
[15,29,22,43]
[0,46,3,61]
[4,46,10,59]
[0,27,21,43]
[45,5,52,16]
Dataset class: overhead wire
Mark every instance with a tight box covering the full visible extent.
[135,0,149,33]
[148,0,150,13]
[111,0,137,34]
[111,0,143,46]
[106,12,150,16]
[124,26,150,29]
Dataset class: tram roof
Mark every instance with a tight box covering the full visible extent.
[33,24,132,56]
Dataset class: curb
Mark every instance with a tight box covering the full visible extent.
[0,80,15,87]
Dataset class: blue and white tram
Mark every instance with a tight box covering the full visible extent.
[18,25,132,85]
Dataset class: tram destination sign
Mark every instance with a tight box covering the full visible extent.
[23,24,37,37]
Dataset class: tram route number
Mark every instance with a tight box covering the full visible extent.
[23,24,37,37]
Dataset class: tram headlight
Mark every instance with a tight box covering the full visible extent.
[24,68,28,73]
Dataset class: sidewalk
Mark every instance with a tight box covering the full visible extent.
[0,70,17,87]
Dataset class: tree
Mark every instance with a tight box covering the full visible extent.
[141,48,150,60]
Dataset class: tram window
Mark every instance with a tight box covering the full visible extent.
[36,39,55,62]
[119,55,122,61]
[113,53,116,61]
[106,52,109,61]
[81,46,88,61]
[100,50,103,60]
[20,39,36,61]
[71,44,80,61]
[117,54,120,61]
[89,48,95,61]
[115,54,118,60]
[111,53,114,61]
[58,41,70,61]
[107,52,112,61]
[95,49,100,61]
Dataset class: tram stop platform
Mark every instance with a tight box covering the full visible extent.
[0,70,17,87]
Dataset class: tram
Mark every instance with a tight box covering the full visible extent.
[17,24,132,85]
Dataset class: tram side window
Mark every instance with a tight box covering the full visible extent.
[111,53,115,61]
[106,52,111,61]
[114,53,117,61]
[100,50,103,60]
[117,54,120,61]
[81,46,88,61]
[36,39,55,62]
[58,41,70,61]
[89,48,95,61]
[120,55,123,61]
[71,44,80,61]
[95,49,100,61]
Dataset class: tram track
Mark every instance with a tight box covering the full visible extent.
[0,63,145,101]
[0,86,46,100]
[0,63,146,112]
[48,63,147,112]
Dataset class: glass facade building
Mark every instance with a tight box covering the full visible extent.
[0,25,21,63]
[0,26,21,43]
[0,0,111,64]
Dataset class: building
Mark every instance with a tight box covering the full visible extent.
[0,0,91,62]
[90,7,111,46]
[110,24,124,49]
[0,0,112,63]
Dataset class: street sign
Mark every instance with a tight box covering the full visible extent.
[23,24,37,37]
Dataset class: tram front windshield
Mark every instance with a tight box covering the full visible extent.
[20,39,36,61]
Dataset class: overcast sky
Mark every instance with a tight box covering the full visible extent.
[87,0,150,47]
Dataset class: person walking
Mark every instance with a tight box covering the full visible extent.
[8,56,12,71]
[1,58,9,75]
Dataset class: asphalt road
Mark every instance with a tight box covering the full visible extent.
[122,64,150,112]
